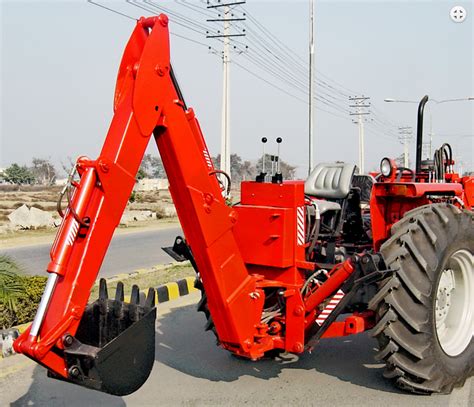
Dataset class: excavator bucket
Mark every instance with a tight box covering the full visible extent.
[49,279,157,396]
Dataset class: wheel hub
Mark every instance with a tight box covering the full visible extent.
[436,270,454,324]
[435,249,474,357]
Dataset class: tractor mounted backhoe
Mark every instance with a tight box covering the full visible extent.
[14,15,474,396]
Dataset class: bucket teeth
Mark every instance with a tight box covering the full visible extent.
[131,284,140,305]
[115,281,124,302]
[99,278,108,300]
[58,279,157,396]
[145,287,155,308]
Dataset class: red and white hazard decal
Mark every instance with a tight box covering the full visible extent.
[296,206,305,246]
[66,219,79,246]
[315,289,345,325]
[203,149,213,170]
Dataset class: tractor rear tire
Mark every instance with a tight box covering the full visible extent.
[370,203,474,394]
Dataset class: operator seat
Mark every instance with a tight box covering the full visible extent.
[304,162,357,214]
[305,163,367,262]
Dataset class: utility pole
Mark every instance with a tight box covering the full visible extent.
[398,126,413,168]
[349,96,370,174]
[308,0,315,176]
[428,111,434,157]
[207,1,246,177]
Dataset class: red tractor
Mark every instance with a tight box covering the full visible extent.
[14,15,473,396]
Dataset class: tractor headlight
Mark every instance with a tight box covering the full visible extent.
[380,158,393,177]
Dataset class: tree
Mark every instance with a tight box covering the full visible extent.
[213,154,257,182]
[140,154,166,178]
[30,158,57,185]
[60,156,75,177]
[1,163,35,185]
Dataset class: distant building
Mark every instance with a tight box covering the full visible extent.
[55,178,68,186]
[135,178,169,191]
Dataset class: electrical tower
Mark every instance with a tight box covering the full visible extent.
[206,1,246,177]
[349,96,370,174]
[398,126,413,168]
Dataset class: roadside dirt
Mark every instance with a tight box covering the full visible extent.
[0,185,179,248]
[0,218,180,249]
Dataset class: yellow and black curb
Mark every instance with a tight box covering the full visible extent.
[155,276,198,303]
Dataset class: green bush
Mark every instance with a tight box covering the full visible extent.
[0,255,24,311]
[0,274,47,329]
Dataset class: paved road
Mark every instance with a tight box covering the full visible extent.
[0,226,182,278]
[1,292,472,407]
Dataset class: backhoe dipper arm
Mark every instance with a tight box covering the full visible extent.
[15,15,259,381]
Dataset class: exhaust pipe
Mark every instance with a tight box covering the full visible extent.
[416,95,429,174]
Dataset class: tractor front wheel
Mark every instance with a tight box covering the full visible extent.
[370,203,474,394]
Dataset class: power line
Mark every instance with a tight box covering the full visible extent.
[126,1,362,120]
[232,60,307,104]
[126,1,208,36]
[89,1,211,48]
[90,1,389,128]
[175,0,215,18]
[88,0,137,21]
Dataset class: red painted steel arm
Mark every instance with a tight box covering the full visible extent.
[15,15,260,377]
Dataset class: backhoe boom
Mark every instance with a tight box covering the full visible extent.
[15,15,261,391]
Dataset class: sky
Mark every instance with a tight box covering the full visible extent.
[1,0,473,178]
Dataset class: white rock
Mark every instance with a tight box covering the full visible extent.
[29,207,54,228]
[7,204,31,229]
[163,206,177,217]
[7,205,54,229]
[137,210,154,220]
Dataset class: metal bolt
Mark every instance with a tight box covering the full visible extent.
[293,342,304,353]
[63,334,74,347]
[229,210,238,224]
[159,14,169,27]
[294,305,304,317]
[155,65,165,76]
[205,194,213,204]
[69,366,81,378]
[98,161,109,173]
